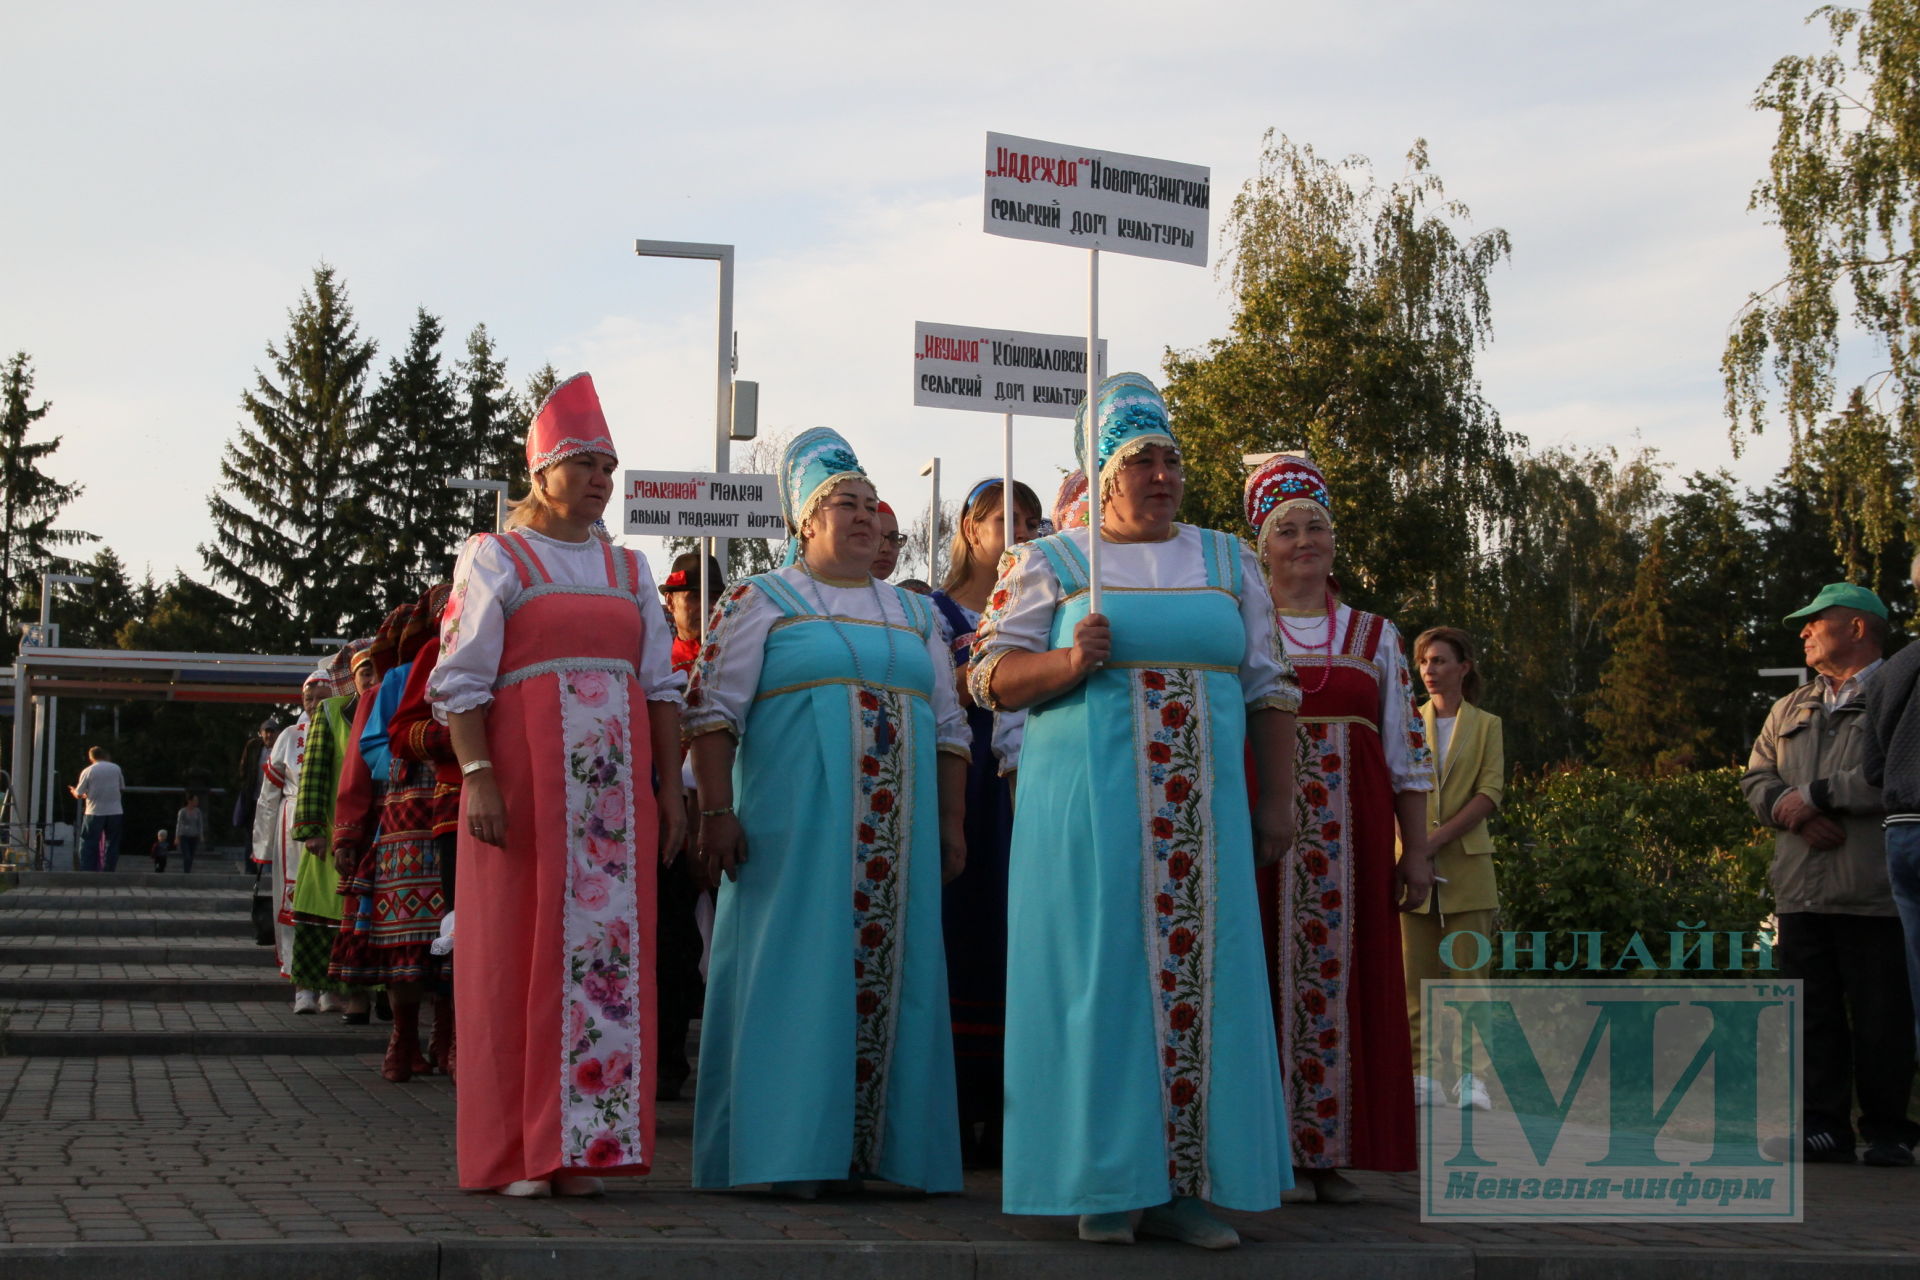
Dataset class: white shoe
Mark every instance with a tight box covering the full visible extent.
[317,992,343,1014]
[1137,1197,1239,1249]
[292,990,318,1015]
[1413,1074,1446,1107]
[496,1179,552,1197]
[1076,1211,1135,1244]
[1454,1072,1492,1111]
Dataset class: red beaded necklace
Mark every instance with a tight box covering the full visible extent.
[1275,589,1339,695]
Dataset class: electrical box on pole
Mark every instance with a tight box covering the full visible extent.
[730,380,759,441]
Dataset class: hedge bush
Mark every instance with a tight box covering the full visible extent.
[1487,766,1773,975]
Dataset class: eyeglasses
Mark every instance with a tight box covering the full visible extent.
[880,533,909,547]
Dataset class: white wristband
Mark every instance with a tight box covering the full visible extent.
[460,759,493,776]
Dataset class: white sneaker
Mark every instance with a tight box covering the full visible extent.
[1454,1072,1492,1111]
[292,989,318,1015]
[496,1179,551,1198]
[317,992,343,1014]
[1413,1074,1446,1107]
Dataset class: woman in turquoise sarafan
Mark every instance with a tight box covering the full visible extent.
[972,373,1302,1249]
[684,427,969,1197]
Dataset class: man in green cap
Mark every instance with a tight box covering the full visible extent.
[1743,582,1916,1167]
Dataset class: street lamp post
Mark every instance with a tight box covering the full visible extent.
[919,459,941,585]
[446,477,509,533]
[37,572,93,863]
[635,240,735,618]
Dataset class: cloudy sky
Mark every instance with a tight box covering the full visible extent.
[2,1,1829,589]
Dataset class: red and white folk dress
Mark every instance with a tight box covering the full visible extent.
[1257,602,1432,1172]
[430,528,680,1189]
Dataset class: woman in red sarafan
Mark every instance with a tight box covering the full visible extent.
[1243,452,1436,1204]
[427,372,687,1197]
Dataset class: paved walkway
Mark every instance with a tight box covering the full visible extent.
[2,868,1918,1277]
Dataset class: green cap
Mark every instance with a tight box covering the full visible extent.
[1784,582,1887,626]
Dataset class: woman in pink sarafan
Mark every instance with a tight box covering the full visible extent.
[428,372,687,1196]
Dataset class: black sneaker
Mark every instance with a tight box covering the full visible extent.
[1863,1139,1915,1168]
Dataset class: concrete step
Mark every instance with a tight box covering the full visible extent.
[15,870,257,890]
[0,889,254,912]
[0,939,272,965]
[0,998,395,1056]
[0,913,255,937]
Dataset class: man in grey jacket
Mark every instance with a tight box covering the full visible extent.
[1743,583,1915,1167]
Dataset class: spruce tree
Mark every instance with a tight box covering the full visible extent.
[367,309,464,595]
[202,265,382,650]
[456,325,524,534]
[0,352,91,653]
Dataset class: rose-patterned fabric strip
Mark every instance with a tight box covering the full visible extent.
[850,684,915,1172]
[1133,664,1216,1199]
[558,668,645,1169]
[1284,717,1356,1168]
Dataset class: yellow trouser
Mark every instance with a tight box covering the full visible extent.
[1401,907,1495,1080]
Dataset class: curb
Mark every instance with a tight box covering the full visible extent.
[22,872,256,889]
[0,917,255,937]
[0,892,254,911]
[0,1028,388,1055]
[0,943,270,964]
[0,1241,1916,1280]
[0,979,289,1000]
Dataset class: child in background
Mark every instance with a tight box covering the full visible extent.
[150,828,174,873]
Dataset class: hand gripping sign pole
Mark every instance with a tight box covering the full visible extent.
[982,132,1210,616]
[912,320,1107,559]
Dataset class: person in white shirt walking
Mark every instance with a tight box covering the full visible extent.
[70,746,127,873]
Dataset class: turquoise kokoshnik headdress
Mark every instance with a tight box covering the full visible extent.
[777,427,869,567]
[1072,372,1179,501]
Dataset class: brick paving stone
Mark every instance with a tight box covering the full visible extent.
[0,1052,1915,1255]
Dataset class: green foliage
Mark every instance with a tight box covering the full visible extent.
[456,324,526,534]
[0,352,93,654]
[366,308,466,595]
[1587,472,1768,770]
[202,264,384,649]
[1492,766,1774,974]
[1163,132,1518,620]
[1725,0,1920,557]
[1469,447,1664,769]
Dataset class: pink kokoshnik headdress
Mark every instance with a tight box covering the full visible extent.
[527,372,618,474]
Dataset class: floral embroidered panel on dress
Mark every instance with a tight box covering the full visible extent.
[1134,665,1215,1200]
[558,668,646,1170]
[850,684,914,1173]
[1283,717,1357,1169]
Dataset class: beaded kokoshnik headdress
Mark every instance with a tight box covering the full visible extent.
[1071,372,1178,499]
[1244,451,1333,566]
[776,427,869,567]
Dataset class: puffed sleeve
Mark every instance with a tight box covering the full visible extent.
[1236,541,1301,712]
[1378,619,1434,793]
[968,544,1063,710]
[991,708,1025,777]
[681,581,778,741]
[923,609,971,760]
[628,551,683,705]
[427,535,519,716]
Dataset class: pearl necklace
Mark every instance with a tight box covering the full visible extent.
[1275,590,1338,696]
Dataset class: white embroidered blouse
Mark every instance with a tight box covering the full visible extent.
[1272,602,1432,793]
[427,530,682,717]
[968,524,1302,714]
[682,565,971,756]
